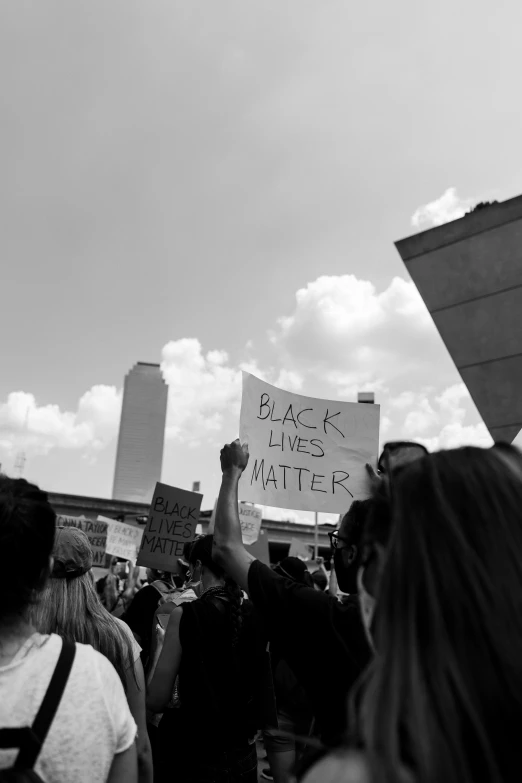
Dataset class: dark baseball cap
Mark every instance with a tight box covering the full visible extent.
[52,526,93,579]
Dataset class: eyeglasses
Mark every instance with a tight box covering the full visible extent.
[328,530,350,550]
[377,441,428,475]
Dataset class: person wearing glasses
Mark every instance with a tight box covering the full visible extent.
[303,442,522,783]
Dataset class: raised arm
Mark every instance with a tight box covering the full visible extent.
[212,439,256,592]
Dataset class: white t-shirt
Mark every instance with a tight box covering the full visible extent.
[0,633,137,783]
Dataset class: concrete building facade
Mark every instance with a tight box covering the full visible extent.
[112,362,168,503]
[48,490,335,565]
[396,197,522,443]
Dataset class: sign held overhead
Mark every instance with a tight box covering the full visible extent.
[239,372,380,514]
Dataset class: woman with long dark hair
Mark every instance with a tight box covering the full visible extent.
[147,534,266,782]
[305,444,522,783]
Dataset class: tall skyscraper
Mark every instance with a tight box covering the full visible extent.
[112,362,168,503]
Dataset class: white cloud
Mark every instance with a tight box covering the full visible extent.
[0,274,493,478]
[411,187,477,229]
[0,386,121,458]
[270,274,454,394]
[160,338,304,446]
[161,338,242,445]
[386,383,492,451]
[274,369,303,393]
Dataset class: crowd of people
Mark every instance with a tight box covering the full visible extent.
[1,437,522,783]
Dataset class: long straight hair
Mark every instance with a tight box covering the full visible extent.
[32,570,136,690]
[352,446,522,783]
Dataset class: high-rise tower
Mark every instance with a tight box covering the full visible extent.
[112,362,168,503]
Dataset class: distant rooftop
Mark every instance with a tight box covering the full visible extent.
[137,362,160,367]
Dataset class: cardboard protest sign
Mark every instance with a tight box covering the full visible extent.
[136,482,202,573]
[98,515,144,562]
[208,500,262,546]
[55,515,108,567]
[239,372,380,513]
[288,537,314,561]
[238,503,263,545]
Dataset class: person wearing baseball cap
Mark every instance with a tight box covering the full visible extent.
[32,526,153,783]
[51,525,93,578]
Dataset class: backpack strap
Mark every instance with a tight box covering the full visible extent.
[14,640,76,769]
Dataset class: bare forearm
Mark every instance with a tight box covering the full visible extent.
[213,468,255,591]
[137,738,153,783]
[213,440,256,591]
[214,469,243,552]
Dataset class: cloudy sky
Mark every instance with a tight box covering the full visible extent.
[2,1,521,522]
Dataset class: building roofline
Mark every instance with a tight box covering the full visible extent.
[47,491,337,533]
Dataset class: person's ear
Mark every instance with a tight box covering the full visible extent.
[346,545,357,565]
[362,543,386,598]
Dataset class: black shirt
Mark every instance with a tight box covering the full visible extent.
[178,597,267,750]
[121,584,161,664]
[248,560,371,745]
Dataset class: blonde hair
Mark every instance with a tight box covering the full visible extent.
[32,570,136,690]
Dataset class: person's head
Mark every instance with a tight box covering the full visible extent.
[31,526,134,689]
[186,534,243,645]
[352,445,522,783]
[274,556,314,587]
[186,534,227,594]
[0,476,56,630]
[332,499,374,594]
[311,569,328,592]
[146,567,166,583]
[352,441,429,629]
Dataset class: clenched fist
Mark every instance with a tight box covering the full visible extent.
[220,439,249,475]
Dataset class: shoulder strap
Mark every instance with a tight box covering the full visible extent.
[150,580,171,597]
[15,640,76,769]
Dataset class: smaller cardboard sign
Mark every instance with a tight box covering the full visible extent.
[98,515,144,562]
[55,515,108,567]
[208,500,262,546]
[136,482,203,573]
[238,503,263,545]
[245,529,270,566]
[288,537,314,562]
